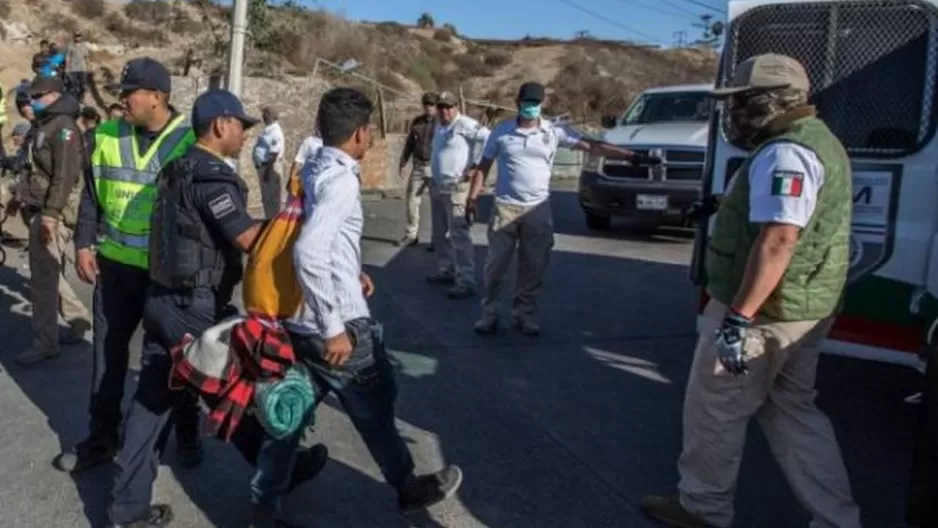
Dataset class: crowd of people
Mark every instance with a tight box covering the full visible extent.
[0,48,934,528]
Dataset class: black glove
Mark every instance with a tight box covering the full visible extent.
[714,310,753,376]
[631,153,663,166]
[681,195,721,222]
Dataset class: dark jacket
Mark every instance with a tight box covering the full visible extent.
[26,94,85,221]
[400,113,436,167]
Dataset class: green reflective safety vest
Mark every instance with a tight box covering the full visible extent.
[92,115,196,269]
[705,116,852,321]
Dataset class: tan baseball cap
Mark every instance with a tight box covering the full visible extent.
[710,53,810,97]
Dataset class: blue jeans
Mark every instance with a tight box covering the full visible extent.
[253,318,415,511]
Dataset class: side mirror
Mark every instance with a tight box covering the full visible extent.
[600,115,617,129]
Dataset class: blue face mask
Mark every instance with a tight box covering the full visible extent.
[30,100,48,114]
[519,102,542,120]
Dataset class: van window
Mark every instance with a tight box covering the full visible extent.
[723,0,936,156]
[623,92,711,125]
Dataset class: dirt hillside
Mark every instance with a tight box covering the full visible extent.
[0,0,718,122]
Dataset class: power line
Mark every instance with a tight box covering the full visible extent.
[675,0,726,14]
[610,0,702,22]
[555,0,668,45]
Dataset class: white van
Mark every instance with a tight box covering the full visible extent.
[692,0,938,368]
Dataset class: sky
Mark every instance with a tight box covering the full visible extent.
[306,0,727,48]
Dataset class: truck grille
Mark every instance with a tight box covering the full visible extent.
[600,148,705,181]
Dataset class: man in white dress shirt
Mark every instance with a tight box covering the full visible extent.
[289,87,463,515]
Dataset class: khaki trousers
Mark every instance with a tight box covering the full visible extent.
[404,163,430,239]
[430,181,476,288]
[481,199,554,321]
[28,214,90,353]
[679,300,861,528]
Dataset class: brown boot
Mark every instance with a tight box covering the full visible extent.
[640,494,716,528]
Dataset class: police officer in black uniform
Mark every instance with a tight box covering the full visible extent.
[107,89,327,528]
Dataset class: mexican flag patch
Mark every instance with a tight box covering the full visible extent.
[60,129,74,142]
[770,170,804,197]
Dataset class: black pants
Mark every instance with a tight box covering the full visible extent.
[89,257,199,444]
[66,71,86,101]
[258,162,282,219]
[907,343,938,526]
[109,285,267,523]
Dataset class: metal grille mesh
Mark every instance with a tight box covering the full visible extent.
[723,0,938,156]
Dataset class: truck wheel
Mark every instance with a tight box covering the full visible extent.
[585,212,611,231]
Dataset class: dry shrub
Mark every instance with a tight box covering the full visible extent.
[453,53,494,78]
[546,47,717,122]
[71,0,106,19]
[0,0,10,18]
[483,51,511,67]
[123,0,173,24]
[43,13,81,35]
[103,12,168,46]
[433,28,452,42]
[377,71,408,93]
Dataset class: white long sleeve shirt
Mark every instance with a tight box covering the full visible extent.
[431,114,490,189]
[288,147,370,338]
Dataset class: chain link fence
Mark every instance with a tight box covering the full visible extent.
[722,0,938,157]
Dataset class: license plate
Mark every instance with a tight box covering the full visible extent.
[636,194,668,211]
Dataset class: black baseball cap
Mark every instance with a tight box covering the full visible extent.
[191,89,260,130]
[421,92,438,105]
[517,82,546,104]
[30,76,64,96]
[106,57,172,93]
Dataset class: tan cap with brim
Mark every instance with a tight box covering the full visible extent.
[710,53,810,98]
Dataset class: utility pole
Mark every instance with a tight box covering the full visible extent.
[673,30,687,47]
[227,0,249,96]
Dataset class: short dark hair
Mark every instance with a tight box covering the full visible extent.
[108,103,123,112]
[316,87,373,147]
[40,39,49,46]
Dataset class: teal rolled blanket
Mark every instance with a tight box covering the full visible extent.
[254,365,315,439]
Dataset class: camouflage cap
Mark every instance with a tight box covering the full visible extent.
[711,53,809,98]
[436,91,459,107]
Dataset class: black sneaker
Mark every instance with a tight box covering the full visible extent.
[249,504,304,528]
[398,466,463,513]
[112,504,174,527]
[175,437,204,469]
[53,434,118,473]
[288,443,329,492]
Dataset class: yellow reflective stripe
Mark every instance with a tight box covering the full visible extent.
[123,115,189,172]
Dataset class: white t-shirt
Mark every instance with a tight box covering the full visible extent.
[746,141,825,227]
[294,135,324,165]
[482,118,582,206]
[431,114,490,188]
[253,122,285,167]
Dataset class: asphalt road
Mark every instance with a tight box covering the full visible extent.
[0,181,921,528]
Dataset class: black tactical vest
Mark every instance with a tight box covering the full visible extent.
[149,156,245,290]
